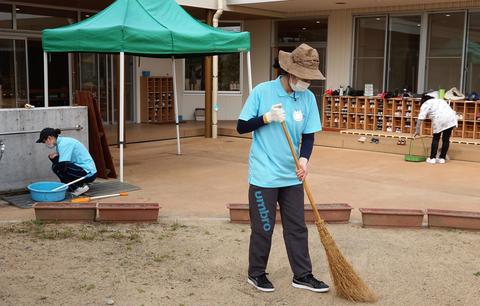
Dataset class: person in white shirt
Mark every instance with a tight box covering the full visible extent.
[414,91,457,164]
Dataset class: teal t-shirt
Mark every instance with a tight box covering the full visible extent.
[56,136,97,176]
[238,76,321,188]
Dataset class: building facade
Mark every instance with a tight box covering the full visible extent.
[1,0,480,122]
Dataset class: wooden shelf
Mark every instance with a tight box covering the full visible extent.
[140,76,175,123]
[323,96,480,140]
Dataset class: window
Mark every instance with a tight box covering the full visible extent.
[425,12,465,91]
[277,19,328,44]
[0,39,28,109]
[219,53,240,91]
[274,19,327,112]
[387,16,421,93]
[0,4,12,29]
[353,16,386,94]
[0,39,16,108]
[353,13,468,94]
[16,6,77,31]
[185,57,204,91]
[465,12,480,95]
[184,23,241,92]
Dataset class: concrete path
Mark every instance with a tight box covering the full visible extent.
[1,136,479,221]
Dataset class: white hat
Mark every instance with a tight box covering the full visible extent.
[444,87,465,101]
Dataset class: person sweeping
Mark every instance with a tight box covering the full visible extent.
[237,43,329,293]
[36,127,97,196]
[413,91,458,164]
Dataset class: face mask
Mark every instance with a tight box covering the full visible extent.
[289,77,310,92]
[44,137,55,149]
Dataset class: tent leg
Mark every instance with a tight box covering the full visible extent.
[212,55,218,139]
[247,51,253,94]
[172,57,181,155]
[119,52,125,182]
[43,52,48,107]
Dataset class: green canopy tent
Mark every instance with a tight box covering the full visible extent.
[42,0,251,181]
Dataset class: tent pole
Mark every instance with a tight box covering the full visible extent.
[119,52,125,182]
[212,55,218,139]
[247,51,252,94]
[43,52,48,107]
[172,57,181,155]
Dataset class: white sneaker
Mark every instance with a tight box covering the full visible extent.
[436,158,446,164]
[71,185,89,196]
[426,158,436,164]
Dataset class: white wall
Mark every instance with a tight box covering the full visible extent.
[244,19,272,87]
[0,107,88,191]
[326,10,353,90]
[135,19,272,121]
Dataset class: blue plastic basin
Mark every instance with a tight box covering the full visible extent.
[27,181,68,202]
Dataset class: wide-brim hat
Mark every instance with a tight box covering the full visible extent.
[279,43,325,80]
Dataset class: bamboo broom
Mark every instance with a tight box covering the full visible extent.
[281,122,377,303]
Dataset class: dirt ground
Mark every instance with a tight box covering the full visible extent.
[0,220,479,306]
[1,137,480,305]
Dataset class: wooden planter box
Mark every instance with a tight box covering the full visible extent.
[227,204,251,224]
[98,203,160,223]
[227,203,353,224]
[309,203,353,224]
[359,208,424,228]
[33,202,96,222]
[427,209,480,230]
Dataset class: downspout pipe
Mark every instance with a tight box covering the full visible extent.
[212,0,223,139]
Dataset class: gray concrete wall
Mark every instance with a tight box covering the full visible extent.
[0,107,88,192]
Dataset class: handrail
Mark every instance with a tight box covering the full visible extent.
[0,124,83,136]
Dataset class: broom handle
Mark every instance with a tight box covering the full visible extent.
[71,192,128,203]
[51,175,89,192]
[280,122,324,224]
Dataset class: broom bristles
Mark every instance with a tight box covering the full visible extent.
[316,220,378,303]
[279,121,377,302]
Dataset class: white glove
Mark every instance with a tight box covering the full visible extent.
[296,157,308,181]
[264,103,285,123]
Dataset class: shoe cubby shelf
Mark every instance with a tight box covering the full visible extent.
[322,96,480,140]
[140,76,175,123]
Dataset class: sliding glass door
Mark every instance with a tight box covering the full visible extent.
[27,39,69,107]
[0,38,28,108]
[387,15,421,93]
[465,12,480,94]
[78,54,135,123]
[425,12,465,91]
[353,16,386,94]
